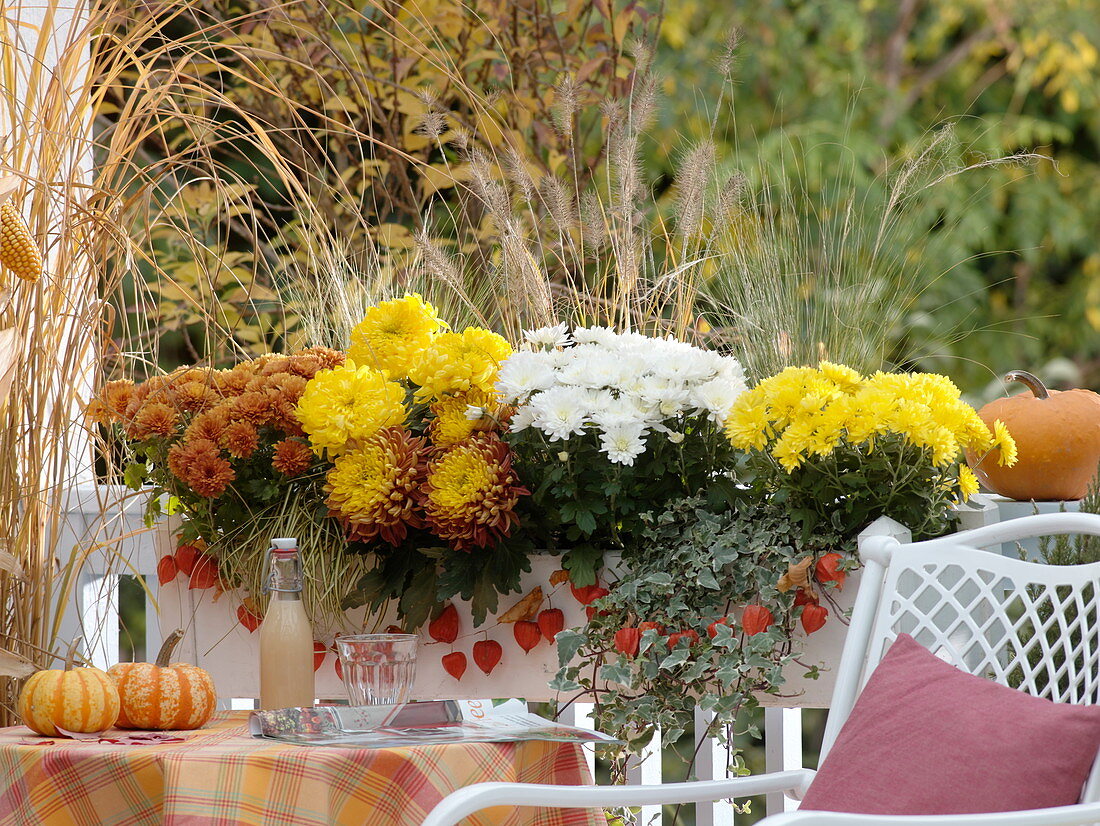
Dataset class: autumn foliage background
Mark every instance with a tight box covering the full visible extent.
[99,0,1100,400]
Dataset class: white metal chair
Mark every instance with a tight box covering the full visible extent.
[422,512,1100,826]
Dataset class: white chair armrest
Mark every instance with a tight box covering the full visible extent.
[759,802,1100,825]
[421,769,817,826]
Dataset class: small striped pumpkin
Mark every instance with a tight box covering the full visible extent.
[107,628,216,730]
[18,665,120,736]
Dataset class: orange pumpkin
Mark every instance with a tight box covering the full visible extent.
[107,628,216,730]
[967,370,1100,501]
[18,661,120,736]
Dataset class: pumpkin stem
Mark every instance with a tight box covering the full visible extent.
[156,629,186,668]
[63,635,81,671]
[1005,370,1050,400]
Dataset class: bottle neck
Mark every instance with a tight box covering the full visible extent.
[267,550,303,597]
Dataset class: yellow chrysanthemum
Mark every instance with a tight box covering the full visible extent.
[429,388,503,447]
[324,427,425,545]
[407,327,513,402]
[296,363,407,456]
[422,433,528,550]
[347,294,443,379]
[726,361,1001,472]
[957,465,980,500]
[991,419,1019,467]
[818,361,863,390]
[724,402,771,450]
[771,433,805,472]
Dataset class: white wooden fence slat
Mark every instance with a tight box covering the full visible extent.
[143,580,161,663]
[79,572,119,670]
[764,707,803,815]
[625,726,661,825]
[575,702,597,780]
[693,707,736,826]
[557,703,598,780]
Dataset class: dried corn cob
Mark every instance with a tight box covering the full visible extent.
[0,202,42,283]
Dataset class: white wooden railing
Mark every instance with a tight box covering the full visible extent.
[53,485,1064,823]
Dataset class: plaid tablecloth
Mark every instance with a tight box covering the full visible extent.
[0,712,603,825]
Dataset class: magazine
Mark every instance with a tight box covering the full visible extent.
[248,698,620,748]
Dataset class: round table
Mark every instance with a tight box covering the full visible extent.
[0,712,601,825]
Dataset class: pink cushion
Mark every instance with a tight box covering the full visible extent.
[799,633,1100,814]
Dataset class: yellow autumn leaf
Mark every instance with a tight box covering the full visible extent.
[777,557,815,595]
[497,587,544,623]
[374,223,415,250]
[0,647,37,678]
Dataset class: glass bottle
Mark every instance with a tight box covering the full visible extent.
[259,537,315,710]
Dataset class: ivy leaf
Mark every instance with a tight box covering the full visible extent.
[659,648,690,670]
[697,568,719,590]
[600,661,633,685]
[555,629,587,667]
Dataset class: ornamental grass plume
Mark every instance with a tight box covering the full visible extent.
[421,433,529,551]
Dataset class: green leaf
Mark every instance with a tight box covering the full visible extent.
[660,648,690,670]
[398,566,438,630]
[555,629,587,667]
[562,545,603,586]
[600,661,633,685]
[123,462,148,490]
[574,508,597,534]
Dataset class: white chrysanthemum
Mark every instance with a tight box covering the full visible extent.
[557,349,624,389]
[582,388,617,418]
[590,394,653,429]
[465,404,485,421]
[504,326,749,461]
[571,325,617,346]
[529,386,590,441]
[496,351,557,402]
[599,419,648,465]
[634,374,675,399]
[635,375,690,414]
[523,322,570,349]
[692,376,747,424]
[653,348,719,383]
[715,356,747,385]
[509,404,537,433]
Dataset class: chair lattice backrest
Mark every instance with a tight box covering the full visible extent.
[821,513,1100,801]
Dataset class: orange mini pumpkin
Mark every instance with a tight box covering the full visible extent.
[18,661,120,736]
[967,370,1100,501]
[108,628,216,730]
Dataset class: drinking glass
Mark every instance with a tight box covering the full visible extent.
[334,633,418,707]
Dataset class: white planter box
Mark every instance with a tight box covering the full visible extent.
[955,493,1081,560]
[161,550,596,703]
[159,531,857,707]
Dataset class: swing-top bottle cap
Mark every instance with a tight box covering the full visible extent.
[270,537,298,557]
